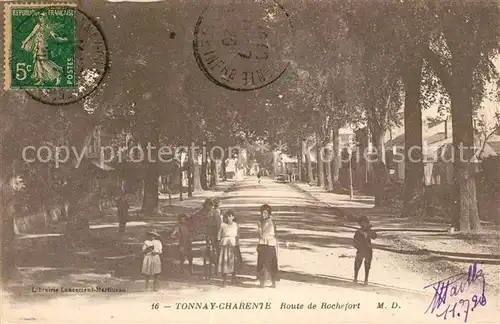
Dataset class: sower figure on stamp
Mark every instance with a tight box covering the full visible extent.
[353,216,377,285]
[21,12,67,86]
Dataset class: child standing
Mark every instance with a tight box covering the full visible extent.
[170,214,193,275]
[207,198,222,272]
[217,210,240,287]
[353,216,377,285]
[193,199,212,237]
[198,199,217,279]
[257,204,279,288]
[142,230,163,291]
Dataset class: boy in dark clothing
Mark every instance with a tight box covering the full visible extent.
[353,215,377,285]
[171,214,193,275]
[207,198,222,259]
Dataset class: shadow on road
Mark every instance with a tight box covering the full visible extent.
[7,178,484,304]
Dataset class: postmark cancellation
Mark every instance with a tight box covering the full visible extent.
[193,0,294,91]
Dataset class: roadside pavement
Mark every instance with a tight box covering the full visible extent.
[3,176,498,324]
[7,179,240,293]
[97,178,238,226]
[291,181,500,294]
[15,179,237,244]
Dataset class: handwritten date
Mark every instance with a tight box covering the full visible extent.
[424,263,487,323]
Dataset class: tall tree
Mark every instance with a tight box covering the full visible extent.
[361,42,403,205]
[343,0,407,206]
[390,1,434,216]
[424,0,500,231]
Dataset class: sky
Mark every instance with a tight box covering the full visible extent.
[422,56,500,120]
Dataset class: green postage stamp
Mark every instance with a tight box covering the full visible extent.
[3,2,77,89]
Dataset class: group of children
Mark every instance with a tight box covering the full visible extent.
[140,197,379,291]
[140,213,194,291]
[140,197,243,289]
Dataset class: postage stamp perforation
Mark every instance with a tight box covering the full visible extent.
[3,4,10,90]
[3,1,77,90]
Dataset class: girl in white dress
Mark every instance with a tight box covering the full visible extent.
[217,210,240,286]
[142,230,162,291]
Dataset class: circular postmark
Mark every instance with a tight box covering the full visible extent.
[24,8,108,105]
[193,0,294,91]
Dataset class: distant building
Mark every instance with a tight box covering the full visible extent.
[385,118,500,185]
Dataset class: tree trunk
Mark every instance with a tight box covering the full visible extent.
[323,161,329,189]
[305,149,313,184]
[331,126,341,192]
[371,128,387,207]
[357,128,370,192]
[273,151,279,176]
[64,177,78,221]
[1,187,17,282]
[325,162,333,191]
[315,132,324,187]
[65,175,92,237]
[179,162,183,201]
[325,131,333,191]
[193,155,203,192]
[497,187,500,224]
[142,165,159,213]
[297,149,303,182]
[221,158,227,181]
[187,149,193,198]
[450,62,480,231]
[201,152,208,190]
[141,131,160,213]
[60,199,67,220]
[61,179,72,221]
[210,159,217,187]
[401,53,424,217]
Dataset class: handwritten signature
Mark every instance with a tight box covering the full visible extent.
[424,263,487,322]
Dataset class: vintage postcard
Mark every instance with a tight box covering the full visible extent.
[1,0,499,323]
